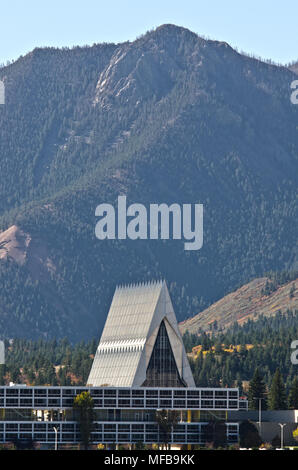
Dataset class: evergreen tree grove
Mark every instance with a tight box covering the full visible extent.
[269,369,287,410]
[289,377,298,409]
[248,368,267,410]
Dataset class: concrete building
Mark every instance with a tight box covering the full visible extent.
[0,385,240,446]
[0,281,245,448]
[228,410,298,447]
[87,281,195,387]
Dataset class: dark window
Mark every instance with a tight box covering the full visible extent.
[146,433,158,442]
[62,424,75,431]
[201,390,213,398]
[187,399,200,408]
[132,434,143,441]
[119,399,130,407]
[62,398,74,406]
[145,390,158,397]
[145,399,158,407]
[34,389,46,396]
[6,424,18,431]
[48,399,60,406]
[118,433,130,441]
[20,399,33,406]
[35,399,46,406]
[228,400,238,408]
[174,390,186,397]
[6,389,19,396]
[103,390,116,397]
[174,424,185,432]
[201,400,213,408]
[228,425,238,432]
[174,399,185,407]
[118,424,130,432]
[132,399,144,407]
[173,434,186,442]
[160,399,172,407]
[104,399,116,407]
[215,400,227,408]
[20,389,33,396]
[132,390,144,397]
[104,433,116,441]
[118,390,130,397]
[215,390,227,398]
[20,424,32,431]
[187,390,200,398]
[92,399,102,407]
[145,424,158,431]
[6,399,18,406]
[34,424,46,430]
[48,389,60,397]
[104,424,116,431]
[142,321,186,387]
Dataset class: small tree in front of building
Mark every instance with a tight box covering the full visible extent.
[155,409,179,450]
[271,434,281,448]
[204,420,227,448]
[292,427,298,443]
[73,391,94,450]
[239,420,262,448]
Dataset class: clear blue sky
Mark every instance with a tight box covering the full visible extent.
[0,0,297,65]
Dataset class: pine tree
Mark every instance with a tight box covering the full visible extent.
[288,376,298,409]
[0,364,6,385]
[236,375,243,396]
[269,369,287,410]
[248,368,267,410]
[73,392,94,450]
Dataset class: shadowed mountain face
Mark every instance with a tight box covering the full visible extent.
[0,24,297,340]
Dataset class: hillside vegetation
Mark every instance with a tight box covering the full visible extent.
[0,24,297,339]
[180,272,298,334]
[183,309,297,395]
[0,310,296,399]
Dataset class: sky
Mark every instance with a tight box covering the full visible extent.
[0,1,297,66]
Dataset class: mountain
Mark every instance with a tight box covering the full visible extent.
[0,24,297,340]
[289,61,298,74]
[179,274,298,335]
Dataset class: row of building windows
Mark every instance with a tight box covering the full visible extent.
[0,387,238,399]
[0,422,239,444]
[0,387,239,411]
[0,398,239,410]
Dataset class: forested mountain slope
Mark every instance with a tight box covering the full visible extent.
[0,25,297,340]
[180,272,298,335]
